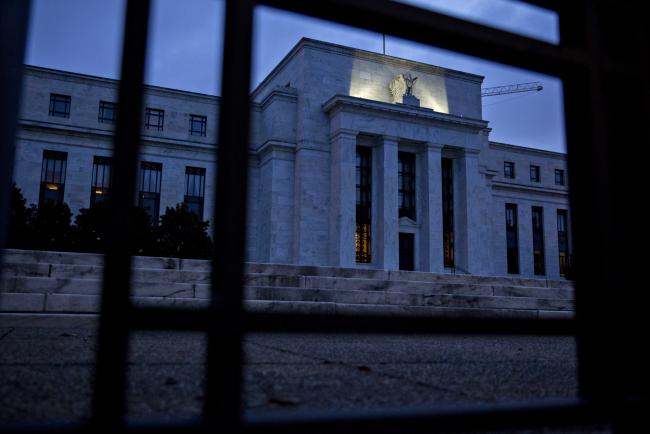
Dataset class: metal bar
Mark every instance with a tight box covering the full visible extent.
[256,0,586,77]
[0,0,31,269]
[92,0,151,428]
[0,399,605,434]
[242,399,602,434]
[205,0,254,427]
[127,307,577,336]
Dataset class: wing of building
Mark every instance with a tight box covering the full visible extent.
[13,38,571,279]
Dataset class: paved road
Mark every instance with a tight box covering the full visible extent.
[0,314,605,432]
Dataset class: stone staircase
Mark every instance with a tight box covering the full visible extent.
[0,249,574,319]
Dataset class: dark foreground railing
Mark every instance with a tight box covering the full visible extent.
[1,0,649,432]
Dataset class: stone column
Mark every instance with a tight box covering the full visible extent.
[329,129,357,267]
[420,143,444,273]
[458,148,488,275]
[375,136,399,270]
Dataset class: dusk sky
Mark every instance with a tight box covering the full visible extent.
[25,0,565,152]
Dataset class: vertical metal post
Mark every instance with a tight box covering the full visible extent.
[92,0,151,428]
[0,0,31,267]
[205,0,254,428]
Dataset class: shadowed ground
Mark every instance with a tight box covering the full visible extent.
[0,314,607,432]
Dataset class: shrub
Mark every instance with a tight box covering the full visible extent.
[155,203,213,259]
[7,184,35,249]
[29,199,73,251]
[73,201,156,255]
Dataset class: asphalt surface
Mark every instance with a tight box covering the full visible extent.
[0,314,609,432]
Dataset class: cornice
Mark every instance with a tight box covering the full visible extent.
[323,94,488,131]
[491,180,569,197]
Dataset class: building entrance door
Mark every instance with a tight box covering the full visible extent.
[399,233,415,271]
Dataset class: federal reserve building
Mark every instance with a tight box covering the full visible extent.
[12,38,571,280]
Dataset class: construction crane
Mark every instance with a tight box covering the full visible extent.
[481,82,543,97]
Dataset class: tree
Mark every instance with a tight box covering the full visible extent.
[7,184,35,249]
[29,199,73,251]
[155,203,213,259]
[72,201,156,255]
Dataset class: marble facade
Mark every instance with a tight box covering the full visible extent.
[13,38,571,279]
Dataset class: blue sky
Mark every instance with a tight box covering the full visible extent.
[25,0,565,152]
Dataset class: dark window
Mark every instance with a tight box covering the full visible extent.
[144,108,164,131]
[505,203,519,274]
[398,152,416,220]
[557,209,570,277]
[504,161,515,179]
[39,150,67,207]
[442,158,454,268]
[48,93,71,118]
[355,146,372,263]
[98,101,117,124]
[555,169,565,186]
[91,156,113,206]
[399,232,415,271]
[184,166,206,218]
[532,206,545,275]
[189,114,207,136]
[139,161,162,222]
[530,165,541,182]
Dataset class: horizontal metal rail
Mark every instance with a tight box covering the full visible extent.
[257,0,586,77]
[126,307,577,335]
[0,398,606,434]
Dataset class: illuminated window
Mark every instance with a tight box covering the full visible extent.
[49,93,70,118]
[39,150,67,207]
[98,101,117,124]
[139,161,162,222]
[555,169,565,185]
[504,161,515,179]
[184,166,206,218]
[144,108,164,131]
[398,152,416,220]
[91,156,112,206]
[355,146,372,263]
[557,209,569,277]
[189,114,207,136]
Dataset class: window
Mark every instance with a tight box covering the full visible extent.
[505,203,519,274]
[184,166,206,218]
[442,158,454,268]
[98,101,117,124]
[532,206,545,275]
[189,114,207,136]
[138,161,162,222]
[144,108,164,131]
[39,150,67,207]
[48,93,71,118]
[91,156,113,206]
[355,146,372,263]
[555,168,565,186]
[398,152,416,220]
[530,165,540,182]
[557,209,569,277]
[504,161,515,179]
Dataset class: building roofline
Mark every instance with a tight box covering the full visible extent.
[489,140,566,158]
[251,37,484,99]
[23,64,220,102]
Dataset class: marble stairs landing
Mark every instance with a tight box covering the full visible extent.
[0,249,574,319]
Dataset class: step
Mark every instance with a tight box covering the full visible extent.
[1,276,196,298]
[241,286,573,311]
[0,292,575,319]
[2,249,574,290]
